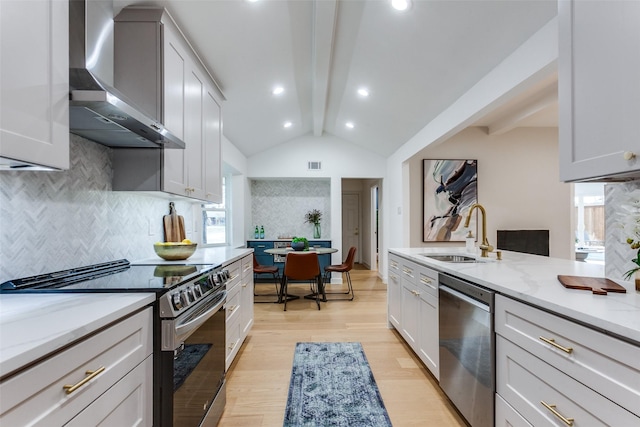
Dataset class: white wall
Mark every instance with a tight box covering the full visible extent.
[382,17,558,281]
[221,135,250,248]
[407,127,572,259]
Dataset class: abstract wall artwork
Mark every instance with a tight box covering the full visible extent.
[423,159,478,242]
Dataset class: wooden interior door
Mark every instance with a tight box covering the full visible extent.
[342,193,360,263]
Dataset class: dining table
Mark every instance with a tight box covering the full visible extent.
[264,247,338,302]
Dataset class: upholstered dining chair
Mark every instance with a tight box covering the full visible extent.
[323,246,356,301]
[253,253,280,303]
[282,251,322,311]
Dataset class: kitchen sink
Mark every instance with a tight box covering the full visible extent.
[420,254,479,263]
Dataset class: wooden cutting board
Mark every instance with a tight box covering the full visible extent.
[558,275,627,295]
[163,202,186,242]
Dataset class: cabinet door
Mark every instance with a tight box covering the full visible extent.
[400,262,419,349]
[559,0,640,181]
[162,22,185,139]
[0,0,69,169]
[204,88,222,203]
[418,286,439,379]
[185,68,205,200]
[387,255,402,329]
[240,262,254,337]
[65,357,152,427]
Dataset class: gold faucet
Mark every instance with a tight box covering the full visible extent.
[464,203,494,257]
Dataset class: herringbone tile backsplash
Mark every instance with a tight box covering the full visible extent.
[605,181,640,281]
[0,135,197,282]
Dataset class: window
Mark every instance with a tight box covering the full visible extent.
[202,177,228,246]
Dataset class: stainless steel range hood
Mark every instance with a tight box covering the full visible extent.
[69,0,184,149]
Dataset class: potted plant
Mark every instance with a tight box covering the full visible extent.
[304,209,322,239]
[291,237,309,251]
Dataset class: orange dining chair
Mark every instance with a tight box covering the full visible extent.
[282,251,322,311]
[253,253,280,303]
[323,247,356,301]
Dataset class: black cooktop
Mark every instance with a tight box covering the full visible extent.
[0,259,217,293]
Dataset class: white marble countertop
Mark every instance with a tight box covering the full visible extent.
[134,246,253,268]
[390,247,640,345]
[0,293,155,379]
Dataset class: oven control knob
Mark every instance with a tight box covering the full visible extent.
[193,284,202,298]
[172,292,183,310]
[180,291,189,307]
[185,287,195,303]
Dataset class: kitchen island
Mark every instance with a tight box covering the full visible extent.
[389,247,639,426]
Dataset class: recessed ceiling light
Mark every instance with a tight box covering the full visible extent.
[345,122,355,129]
[272,86,284,95]
[357,88,370,97]
[391,0,411,11]
[283,121,293,128]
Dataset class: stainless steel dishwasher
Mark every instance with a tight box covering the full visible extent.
[438,273,495,427]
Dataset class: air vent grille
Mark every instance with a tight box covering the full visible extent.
[308,161,322,171]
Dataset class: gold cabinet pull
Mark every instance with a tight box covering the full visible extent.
[541,401,574,426]
[63,366,105,394]
[539,336,573,354]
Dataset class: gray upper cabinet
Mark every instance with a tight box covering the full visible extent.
[559,0,640,182]
[0,0,69,170]
[112,7,222,203]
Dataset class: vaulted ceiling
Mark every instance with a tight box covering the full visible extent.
[115,0,558,157]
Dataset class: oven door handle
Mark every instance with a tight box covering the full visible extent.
[174,291,226,343]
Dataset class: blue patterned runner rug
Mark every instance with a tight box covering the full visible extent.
[284,342,393,426]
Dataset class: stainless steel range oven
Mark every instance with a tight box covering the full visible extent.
[0,259,228,427]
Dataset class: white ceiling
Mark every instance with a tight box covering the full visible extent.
[115,0,559,158]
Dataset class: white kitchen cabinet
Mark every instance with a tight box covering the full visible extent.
[416,266,439,380]
[497,335,638,426]
[495,294,640,426]
[0,0,69,170]
[240,254,255,337]
[388,252,439,379]
[400,261,419,349]
[0,307,153,426]
[387,255,402,329]
[224,256,253,370]
[113,7,223,203]
[558,0,640,182]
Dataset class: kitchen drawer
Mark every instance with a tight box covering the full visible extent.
[495,394,532,427]
[0,308,152,427]
[388,254,401,273]
[226,280,241,324]
[416,265,438,297]
[495,295,640,416]
[65,355,152,427]
[241,254,252,278]
[225,259,242,291]
[497,335,638,426]
[247,242,271,257]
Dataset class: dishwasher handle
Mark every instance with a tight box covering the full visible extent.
[439,284,491,313]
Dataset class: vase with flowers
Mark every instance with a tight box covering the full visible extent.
[305,209,322,239]
[620,189,640,291]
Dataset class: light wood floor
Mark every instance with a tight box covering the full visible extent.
[218,265,467,426]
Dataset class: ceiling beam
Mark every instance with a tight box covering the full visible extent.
[311,0,337,137]
[487,84,558,135]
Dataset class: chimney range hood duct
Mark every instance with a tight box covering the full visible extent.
[68,0,184,149]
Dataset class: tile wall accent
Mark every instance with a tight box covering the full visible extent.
[0,134,196,282]
[251,179,330,240]
[605,180,640,281]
